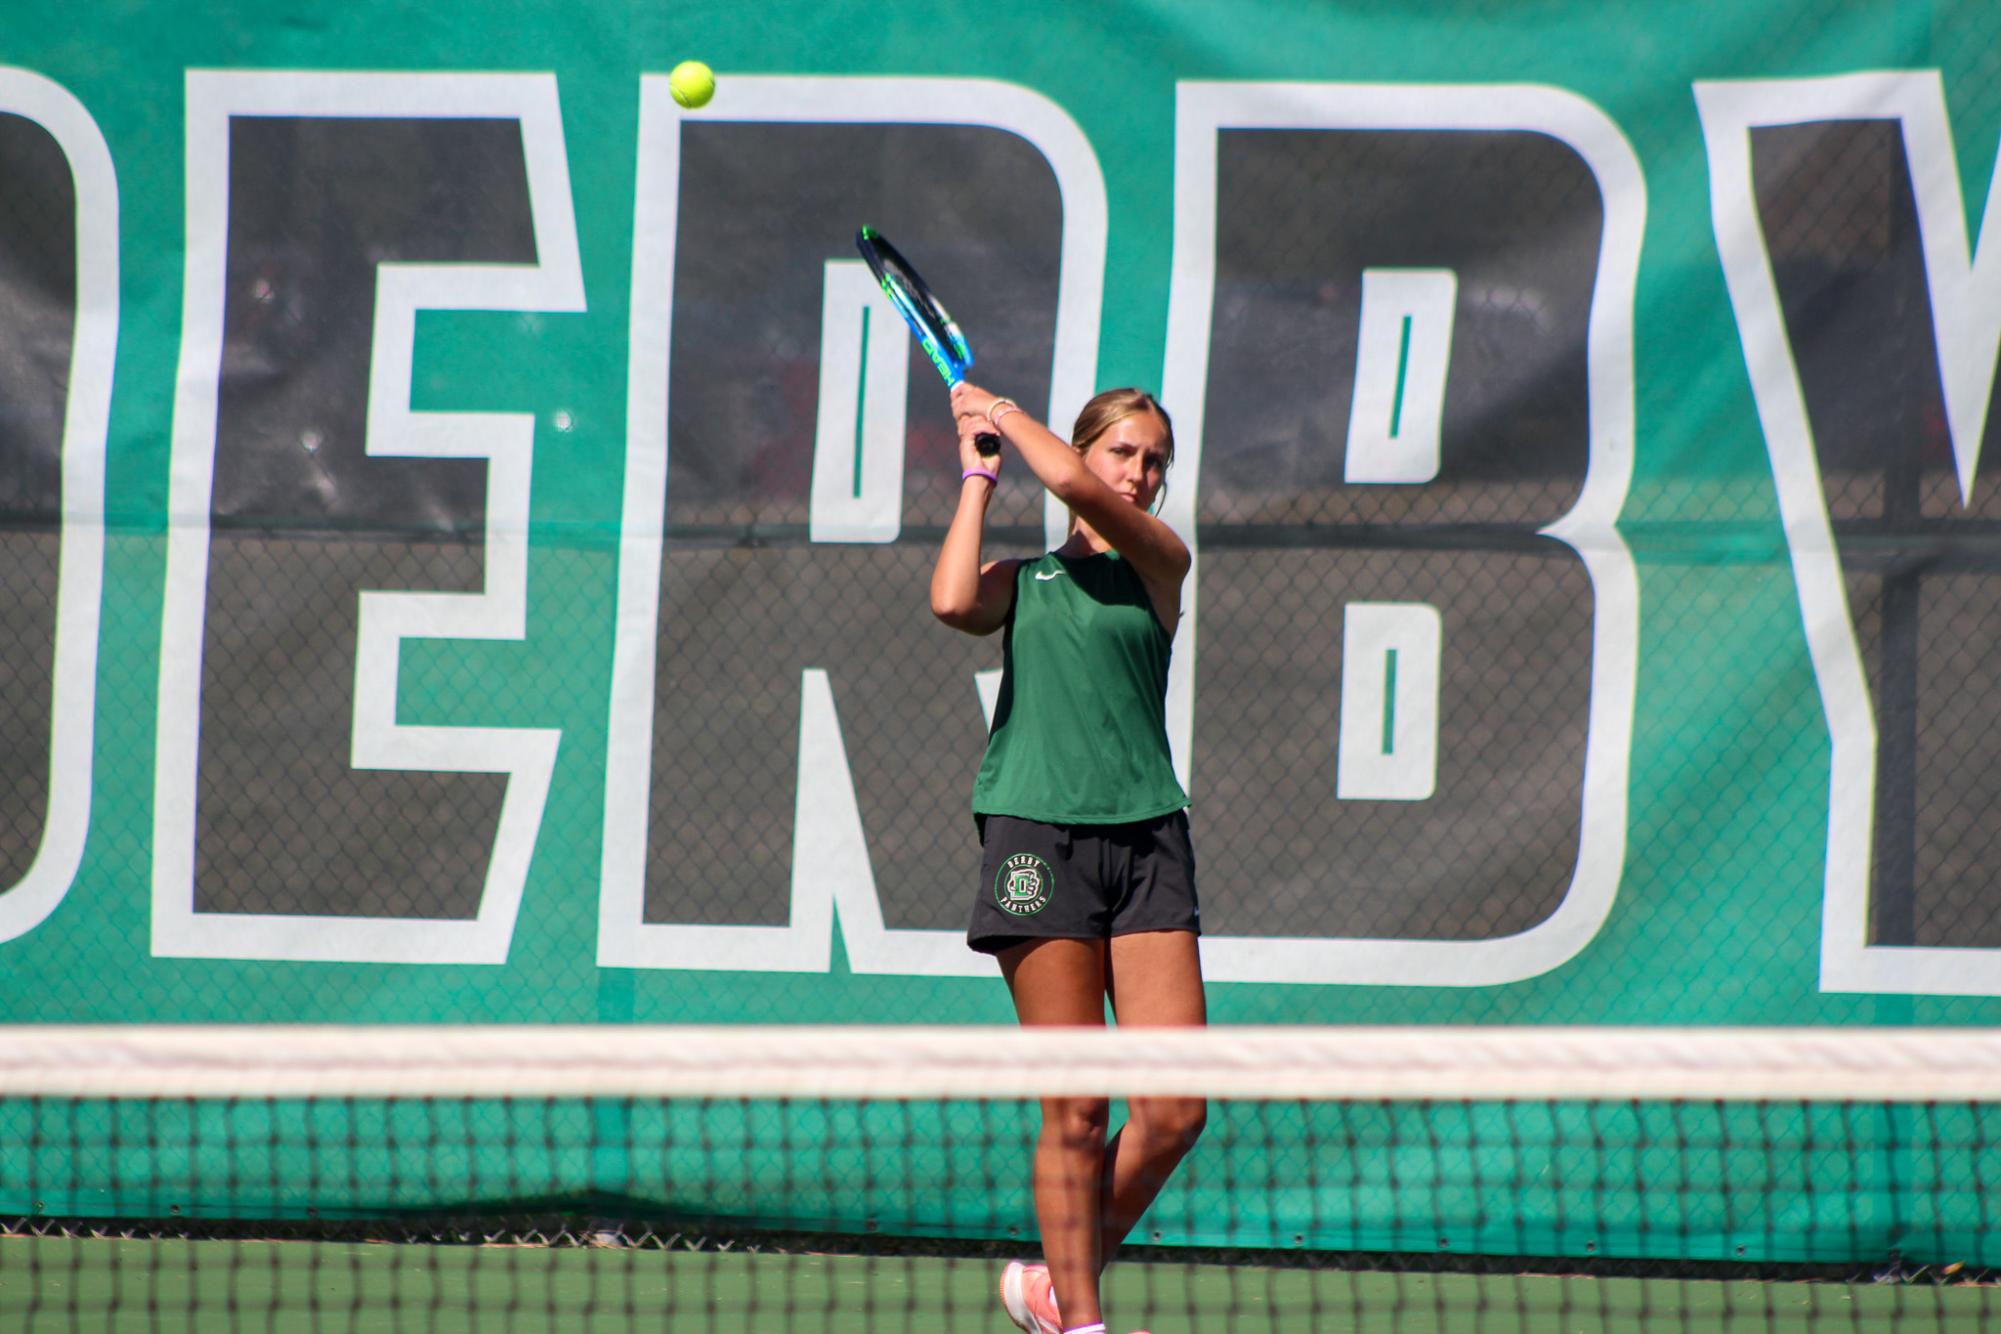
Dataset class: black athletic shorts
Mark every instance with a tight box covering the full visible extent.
[967,811,1200,955]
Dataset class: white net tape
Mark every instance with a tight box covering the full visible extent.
[4,1025,1999,1101]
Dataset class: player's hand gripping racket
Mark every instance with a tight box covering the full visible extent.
[854,226,1001,457]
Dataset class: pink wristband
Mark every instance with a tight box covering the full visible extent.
[961,468,999,485]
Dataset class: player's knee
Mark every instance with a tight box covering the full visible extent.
[1043,1096,1111,1152]
[1132,1096,1206,1151]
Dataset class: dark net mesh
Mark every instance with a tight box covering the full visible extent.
[3,1028,2000,1332]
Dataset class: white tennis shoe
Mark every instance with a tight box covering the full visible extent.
[1000,1261,1152,1334]
[999,1259,1062,1334]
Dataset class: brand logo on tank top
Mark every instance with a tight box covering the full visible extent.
[993,852,1055,916]
[1034,569,1062,581]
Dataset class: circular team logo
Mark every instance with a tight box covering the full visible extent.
[993,852,1055,917]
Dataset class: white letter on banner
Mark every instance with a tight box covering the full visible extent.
[1162,82,1643,986]
[153,72,580,964]
[810,260,910,543]
[1697,72,2001,995]
[1337,602,1442,802]
[0,71,115,943]
[602,75,1105,972]
[976,669,1002,728]
[1346,269,1455,485]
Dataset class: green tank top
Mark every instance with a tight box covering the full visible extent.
[971,549,1188,825]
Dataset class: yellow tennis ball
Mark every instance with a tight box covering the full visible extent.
[670,60,716,110]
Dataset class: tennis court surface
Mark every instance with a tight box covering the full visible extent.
[4,1026,1996,1331]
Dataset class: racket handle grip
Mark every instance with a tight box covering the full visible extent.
[974,432,1001,458]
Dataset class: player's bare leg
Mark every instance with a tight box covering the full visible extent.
[1099,929,1207,1262]
[1001,937,1112,1330]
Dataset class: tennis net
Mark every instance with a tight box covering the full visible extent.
[2,1025,1997,1331]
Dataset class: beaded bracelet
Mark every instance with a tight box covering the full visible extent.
[961,467,1000,485]
[986,398,1021,429]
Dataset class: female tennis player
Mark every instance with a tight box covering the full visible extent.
[931,381,1206,1334]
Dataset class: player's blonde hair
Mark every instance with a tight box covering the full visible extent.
[1071,388,1175,515]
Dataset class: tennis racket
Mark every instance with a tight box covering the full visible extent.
[854,226,1001,457]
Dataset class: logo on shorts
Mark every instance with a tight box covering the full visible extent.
[994,852,1055,917]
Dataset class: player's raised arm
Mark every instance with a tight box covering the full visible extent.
[929,414,1019,636]
[951,383,1188,585]
[951,382,1189,631]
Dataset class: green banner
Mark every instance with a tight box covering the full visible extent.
[11,1094,1983,1266]
[4,0,2001,1261]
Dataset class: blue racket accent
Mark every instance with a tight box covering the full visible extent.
[855,226,999,454]
[857,226,969,380]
